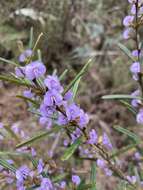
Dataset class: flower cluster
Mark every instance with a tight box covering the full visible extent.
[123,0,143,124]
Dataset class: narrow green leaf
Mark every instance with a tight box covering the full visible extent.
[26,185,39,190]
[0,151,29,157]
[63,58,93,95]
[37,49,42,61]
[110,143,138,159]
[113,125,141,143]
[0,75,32,88]
[0,57,19,66]
[119,100,137,115]
[90,163,96,190]
[28,156,38,168]
[16,126,62,148]
[16,95,40,107]
[4,125,20,142]
[29,27,34,49]
[118,43,135,62]
[77,183,92,190]
[52,173,69,183]
[59,69,68,80]
[61,138,81,161]
[0,158,16,172]
[102,94,142,100]
[72,77,81,100]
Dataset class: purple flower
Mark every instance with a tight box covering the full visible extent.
[102,133,112,150]
[44,90,63,107]
[16,180,25,190]
[57,113,68,125]
[104,168,112,176]
[139,6,143,14]
[128,0,136,3]
[19,49,33,62]
[131,89,141,107]
[132,49,140,57]
[136,109,143,124]
[126,176,137,184]
[31,148,37,157]
[6,177,14,184]
[44,75,63,93]
[16,165,30,182]
[11,124,20,135]
[64,91,73,101]
[123,16,134,27]
[37,159,44,174]
[23,90,34,98]
[97,159,105,169]
[73,128,82,139]
[123,28,134,39]
[134,152,141,160]
[130,62,140,80]
[60,181,66,188]
[38,178,53,190]
[131,4,136,14]
[130,62,140,74]
[88,129,98,145]
[65,103,81,121]
[72,175,81,186]
[40,103,55,117]
[25,61,46,80]
[15,67,25,78]
[39,116,52,129]
[0,122,3,129]
[78,109,89,128]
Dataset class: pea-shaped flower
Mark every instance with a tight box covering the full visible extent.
[25,61,46,80]
[19,49,33,63]
[72,175,81,186]
[44,75,63,93]
[123,16,134,27]
[136,109,143,124]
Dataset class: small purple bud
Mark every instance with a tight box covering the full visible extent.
[102,133,112,150]
[88,129,98,145]
[136,109,143,124]
[19,49,33,62]
[72,175,81,186]
[123,16,134,27]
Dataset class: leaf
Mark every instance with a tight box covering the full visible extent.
[0,57,19,66]
[0,158,16,172]
[0,75,32,88]
[0,151,30,157]
[102,94,142,100]
[59,69,68,80]
[90,163,96,190]
[29,27,34,49]
[61,138,81,161]
[26,185,39,190]
[4,125,20,142]
[119,100,137,115]
[72,77,81,100]
[16,125,62,149]
[118,43,135,62]
[63,58,93,95]
[77,182,92,190]
[113,126,141,143]
[28,156,38,168]
[110,143,139,159]
[16,95,40,107]
[52,173,69,183]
